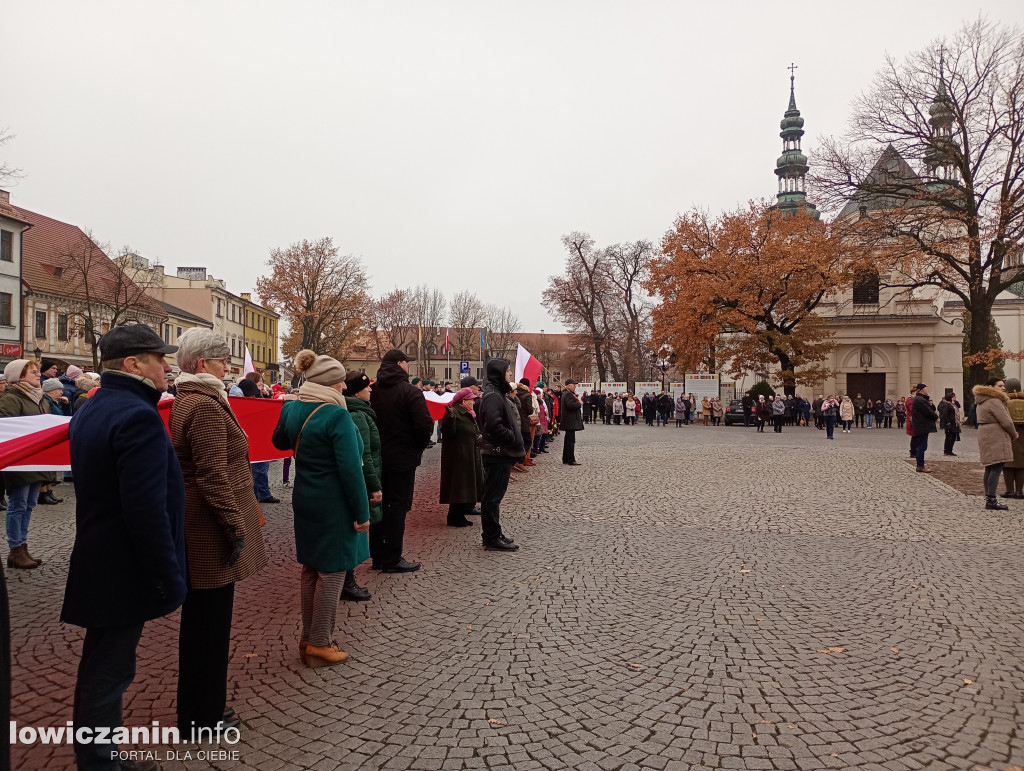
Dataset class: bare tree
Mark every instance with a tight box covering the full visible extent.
[366,288,417,359]
[603,240,655,385]
[448,290,487,358]
[541,233,616,381]
[409,284,447,376]
[0,128,23,188]
[54,234,165,370]
[483,304,522,361]
[813,17,1024,388]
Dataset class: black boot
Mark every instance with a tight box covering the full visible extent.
[340,569,371,602]
[986,496,1009,511]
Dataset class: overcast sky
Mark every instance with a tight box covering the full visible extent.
[4,1,1022,332]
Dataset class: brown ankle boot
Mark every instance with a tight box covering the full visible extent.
[23,545,42,567]
[7,545,38,570]
[304,643,348,668]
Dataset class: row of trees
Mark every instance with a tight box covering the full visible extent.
[256,237,523,377]
[547,18,1024,394]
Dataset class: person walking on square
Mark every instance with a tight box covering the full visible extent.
[369,349,433,573]
[973,378,1017,509]
[272,350,370,666]
[170,328,267,733]
[62,324,186,771]
[754,395,769,432]
[440,386,484,528]
[560,379,584,465]
[821,395,839,440]
[911,384,938,472]
[476,359,522,551]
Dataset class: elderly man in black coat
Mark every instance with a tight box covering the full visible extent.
[370,349,434,573]
[911,383,939,472]
[62,324,186,771]
[560,380,585,465]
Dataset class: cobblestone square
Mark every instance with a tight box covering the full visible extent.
[8,422,1024,770]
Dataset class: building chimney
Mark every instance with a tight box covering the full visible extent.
[0,190,9,204]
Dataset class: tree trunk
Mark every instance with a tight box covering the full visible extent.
[968,301,992,390]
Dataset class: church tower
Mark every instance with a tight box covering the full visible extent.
[924,56,956,182]
[775,65,820,219]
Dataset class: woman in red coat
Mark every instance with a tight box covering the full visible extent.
[905,386,916,456]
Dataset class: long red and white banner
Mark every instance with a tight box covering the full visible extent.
[0,391,462,471]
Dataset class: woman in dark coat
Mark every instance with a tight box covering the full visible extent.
[0,359,50,569]
[170,328,267,731]
[440,387,484,528]
[272,350,369,668]
[343,372,381,602]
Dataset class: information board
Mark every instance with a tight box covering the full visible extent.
[720,382,736,403]
[634,381,662,394]
[574,382,595,393]
[684,373,720,403]
[599,382,627,394]
[669,382,687,398]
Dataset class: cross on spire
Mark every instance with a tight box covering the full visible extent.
[788,62,798,80]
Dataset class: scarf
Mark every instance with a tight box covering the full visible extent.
[14,382,43,405]
[298,380,346,408]
[175,372,229,404]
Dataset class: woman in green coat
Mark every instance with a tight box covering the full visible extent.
[342,372,381,603]
[439,387,484,527]
[271,350,369,668]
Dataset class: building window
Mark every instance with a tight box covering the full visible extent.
[231,339,236,357]
[444,367,452,381]
[853,272,880,304]
[58,314,69,342]
[34,310,47,340]
[0,293,11,326]
[216,299,223,317]
[177,326,182,338]
[0,230,12,262]
[477,367,484,379]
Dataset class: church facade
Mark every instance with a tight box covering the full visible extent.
[730,70,1023,402]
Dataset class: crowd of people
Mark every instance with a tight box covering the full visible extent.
[0,324,590,771]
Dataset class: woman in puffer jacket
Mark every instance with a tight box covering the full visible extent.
[839,395,855,433]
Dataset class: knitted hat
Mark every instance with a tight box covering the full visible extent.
[294,349,346,386]
[40,358,58,372]
[345,372,371,395]
[42,378,63,392]
[3,359,32,384]
[65,365,84,380]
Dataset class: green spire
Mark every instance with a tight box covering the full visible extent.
[925,49,956,180]
[774,65,819,219]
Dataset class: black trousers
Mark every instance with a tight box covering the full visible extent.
[562,429,577,464]
[943,431,958,455]
[73,623,145,771]
[177,583,235,732]
[480,458,514,542]
[372,466,416,566]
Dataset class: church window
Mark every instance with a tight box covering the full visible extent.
[853,272,880,304]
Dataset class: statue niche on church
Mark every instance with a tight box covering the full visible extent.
[859,346,873,368]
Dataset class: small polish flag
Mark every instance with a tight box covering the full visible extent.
[243,345,256,375]
[445,328,451,353]
[514,344,543,389]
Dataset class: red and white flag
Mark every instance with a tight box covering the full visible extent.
[243,345,256,375]
[423,390,455,421]
[444,329,451,353]
[514,344,543,389]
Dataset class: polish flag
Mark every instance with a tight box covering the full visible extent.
[444,329,451,353]
[423,390,455,421]
[514,344,543,388]
[0,397,292,471]
[244,345,256,375]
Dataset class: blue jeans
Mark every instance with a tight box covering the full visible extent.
[6,482,42,549]
[252,462,271,500]
[915,433,929,468]
[866,414,874,428]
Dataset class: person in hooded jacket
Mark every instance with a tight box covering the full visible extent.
[369,349,434,573]
[973,377,1018,509]
[476,359,523,551]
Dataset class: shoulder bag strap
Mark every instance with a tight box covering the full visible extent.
[293,403,329,458]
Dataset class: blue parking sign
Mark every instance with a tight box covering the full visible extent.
[459,361,470,375]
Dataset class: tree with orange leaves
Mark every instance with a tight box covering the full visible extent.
[648,201,852,393]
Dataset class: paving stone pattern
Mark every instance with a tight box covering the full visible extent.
[7,421,1024,770]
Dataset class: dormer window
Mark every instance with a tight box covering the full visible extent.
[853,272,880,304]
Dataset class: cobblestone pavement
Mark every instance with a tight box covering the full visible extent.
[8,421,1024,770]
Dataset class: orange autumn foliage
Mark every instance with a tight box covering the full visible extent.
[648,201,854,391]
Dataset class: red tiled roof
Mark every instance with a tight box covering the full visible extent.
[12,204,165,319]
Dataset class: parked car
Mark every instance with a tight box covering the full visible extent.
[724,399,746,426]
